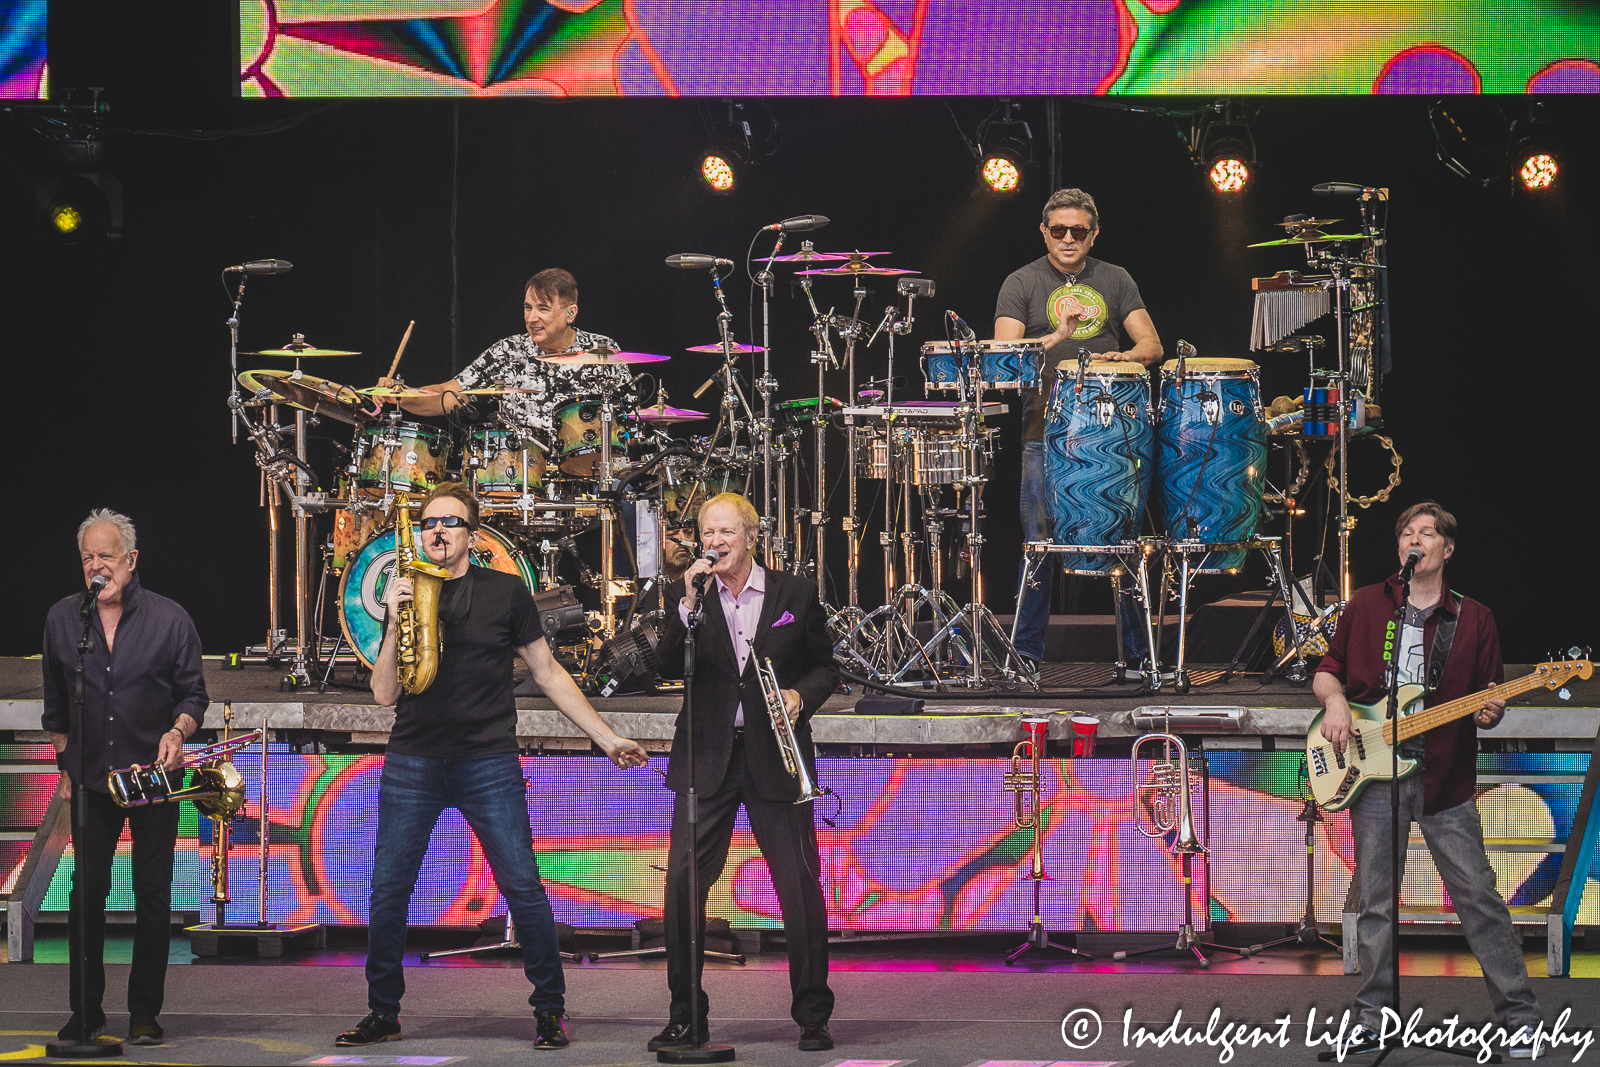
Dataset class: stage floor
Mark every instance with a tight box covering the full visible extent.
[1,934,1594,1065]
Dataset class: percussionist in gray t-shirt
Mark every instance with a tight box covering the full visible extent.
[993,188,1163,672]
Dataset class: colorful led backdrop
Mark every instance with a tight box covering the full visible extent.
[240,0,1600,97]
[4,746,1596,931]
[0,0,46,100]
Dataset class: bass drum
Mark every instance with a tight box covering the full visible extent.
[338,523,536,670]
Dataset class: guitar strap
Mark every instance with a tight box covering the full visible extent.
[1425,591,1462,693]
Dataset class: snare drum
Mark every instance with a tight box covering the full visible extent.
[1043,360,1154,574]
[1153,357,1266,573]
[338,523,535,669]
[355,422,447,495]
[554,399,628,477]
[921,340,1044,391]
[467,427,548,497]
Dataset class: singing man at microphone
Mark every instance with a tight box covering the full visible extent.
[650,492,840,1053]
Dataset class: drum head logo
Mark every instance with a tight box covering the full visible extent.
[1230,399,1247,416]
[1047,283,1107,341]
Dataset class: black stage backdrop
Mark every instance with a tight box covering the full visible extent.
[6,5,1596,662]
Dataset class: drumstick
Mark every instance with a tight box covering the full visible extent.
[386,321,415,380]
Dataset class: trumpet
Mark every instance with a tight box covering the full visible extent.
[752,650,822,805]
[108,731,260,819]
[1003,717,1051,880]
[1131,723,1206,856]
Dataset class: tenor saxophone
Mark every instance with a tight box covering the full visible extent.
[753,650,822,805]
[392,493,455,694]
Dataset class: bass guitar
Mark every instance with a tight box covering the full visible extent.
[1306,653,1592,812]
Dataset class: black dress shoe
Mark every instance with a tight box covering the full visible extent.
[798,1024,834,1051]
[533,1009,569,1050]
[648,1020,707,1051]
[56,1011,106,1042]
[335,1011,401,1046]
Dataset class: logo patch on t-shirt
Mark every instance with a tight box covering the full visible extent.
[1047,282,1107,340]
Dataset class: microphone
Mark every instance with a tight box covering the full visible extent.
[691,547,719,591]
[946,310,977,343]
[86,575,108,598]
[225,258,295,274]
[671,538,699,551]
[1399,547,1423,581]
[1075,346,1090,394]
[666,254,735,269]
[761,215,830,233]
[1176,339,1196,389]
[1312,183,1374,198]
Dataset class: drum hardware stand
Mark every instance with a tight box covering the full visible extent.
[755,232,784,570]
[420,906,583,964]
[1218,564,1317,686]
[797,273,842,604]
[1245,792,1343,957]
[1011,542,1160,689]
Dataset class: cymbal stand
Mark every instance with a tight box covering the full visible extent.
[796,274,837,604]
[755,232,784,569]
[597,374,624,638]
[838,284,870,612]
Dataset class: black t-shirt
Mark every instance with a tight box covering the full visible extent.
[994,255,1146,441]
[386,566,545,759]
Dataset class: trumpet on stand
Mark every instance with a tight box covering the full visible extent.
[1002,718,1091,964]
[1111,720,1249,968]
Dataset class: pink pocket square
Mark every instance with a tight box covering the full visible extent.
[772,611,795,627]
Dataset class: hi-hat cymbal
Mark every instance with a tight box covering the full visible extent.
[238,368,371,425]
[359,385,441,401]
[634,403,709,424]
[244,342,361,358]
[1247,232,1364,247]
[458,386,540,395]
[539,349,670,365]
[796,265,919,276]
[1273,218,1343,229]
[686,342,766,354]
[754,251,851,264]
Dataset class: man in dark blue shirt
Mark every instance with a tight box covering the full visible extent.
[42,509,208,1047]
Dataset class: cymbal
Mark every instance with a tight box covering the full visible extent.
[1273,218,1342,229]
[238,368,371,425]
[1247,232,1364,247]
[359,385,440,400]
[633,403,710,424]
[244,344,361,358]
[539,349,670,365]
[754,251,850,264]
[686,342,766,354]
[796,266,919,276]
[458,386,540,395]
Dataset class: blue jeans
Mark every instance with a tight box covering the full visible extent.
[1350,775,1540,1031]
[1015,441,1148,662]
[366,752,566,1018]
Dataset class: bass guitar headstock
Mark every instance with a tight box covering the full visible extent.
[1535,648,1593,689]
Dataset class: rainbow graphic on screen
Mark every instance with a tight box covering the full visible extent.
[0,0,47,100]
[4,746,1598,932]
[240,0,1600,97]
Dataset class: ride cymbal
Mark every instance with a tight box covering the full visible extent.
[238,369,371,425]
[686,342,766,353]
[539,349,670,365]
[634,404,710,423]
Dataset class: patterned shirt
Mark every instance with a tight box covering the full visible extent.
[456,329,628,440]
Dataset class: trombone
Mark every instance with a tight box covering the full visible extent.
[752,648,822,805]
[1003,717,1051,879]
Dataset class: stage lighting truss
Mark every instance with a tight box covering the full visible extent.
[974,100,1033,197]
[1190,102,1257,194]
[697,101,779,195]
[1430,99,1562,194]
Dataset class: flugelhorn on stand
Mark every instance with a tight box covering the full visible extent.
[1131,715,1206,856]
[1004,717,1052,880]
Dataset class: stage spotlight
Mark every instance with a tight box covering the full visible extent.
[34,168,121,243]
[51,203,83,234]
[697,101,778,195]
[1518,153,1558,191]
[1510,110,1559,193]
[1189,101,1257,194]
[974,101,1032,197]
[700,152,737,194]
[1207,158,1250,194]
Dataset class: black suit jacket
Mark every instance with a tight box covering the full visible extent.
[655,566,839,802]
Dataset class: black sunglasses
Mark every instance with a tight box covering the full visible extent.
[421,515,471,530]
[1047,224,1093,241]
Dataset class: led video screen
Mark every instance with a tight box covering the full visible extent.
[0,0,46,100]
[5,747,1596,932]
[240,1,1600,97]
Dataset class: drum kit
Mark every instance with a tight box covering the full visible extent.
[219,196,1391,694]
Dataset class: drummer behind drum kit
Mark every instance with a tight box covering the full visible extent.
[222,190,1390,694]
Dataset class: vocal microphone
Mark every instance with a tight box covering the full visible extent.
[761,215,830,233]
[946,310,977,343]
[1399,546,1423,581]
[225,259,295,274]
[1312,182,1375,198]
[1074,346,1090,394]
[82,574,108,617]
[691,547,720,591]
[666,253,735,269]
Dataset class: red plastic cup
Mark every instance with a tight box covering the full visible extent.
[1070,715,1100,757]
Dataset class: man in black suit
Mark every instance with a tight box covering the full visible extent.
[651,492,839,1053]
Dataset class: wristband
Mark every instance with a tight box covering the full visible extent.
[56,750,68,772]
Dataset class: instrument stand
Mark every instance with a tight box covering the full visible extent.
[1004,878,1093,965]
[1011,542,1160,691]
[659,576,736,1064]
[48,591,123,1059]
[419,908,582,965]
[1111,850,1251,969]
[1220,566,1318,686]
[1247,795,1343,956]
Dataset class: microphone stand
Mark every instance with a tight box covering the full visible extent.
[659,572,735,1064]
[47,588,123,1059]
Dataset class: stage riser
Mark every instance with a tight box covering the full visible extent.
[4,749,1595,936]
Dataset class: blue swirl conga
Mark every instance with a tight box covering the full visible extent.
[1153,357,1267,573]
[1043,360,1154,574]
